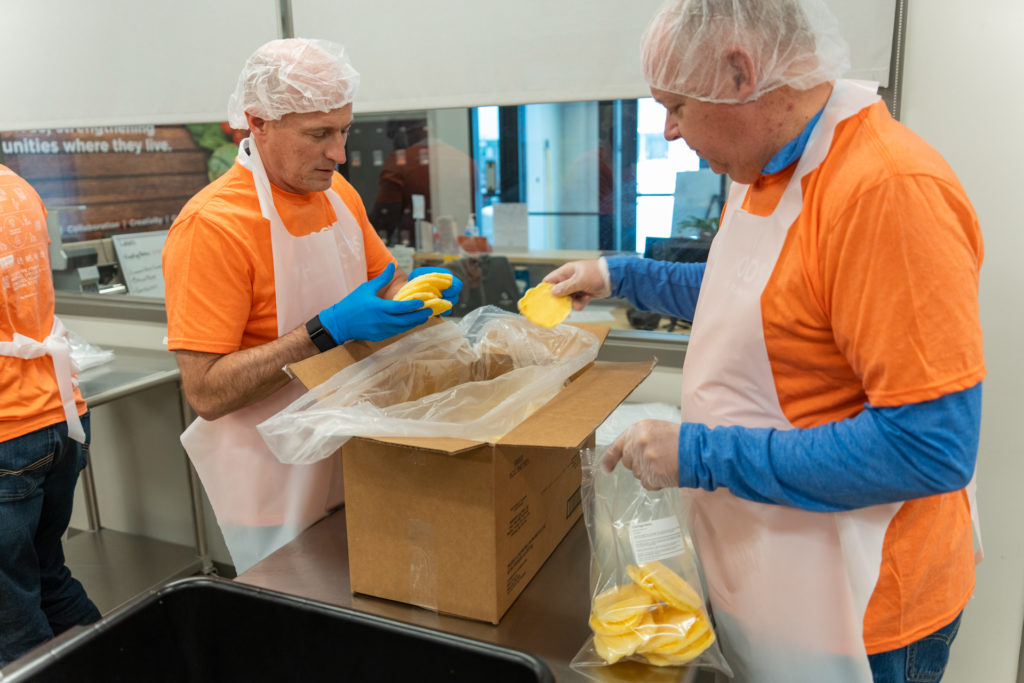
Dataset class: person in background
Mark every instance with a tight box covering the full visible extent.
[162,38,461,574]
[370,120,477,247]
[546,1,983,681]
[371,120,432,244]
[0,164,100,667]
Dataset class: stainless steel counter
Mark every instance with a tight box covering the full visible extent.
[238,509,709,683]
[66,346,212,613]
[77,345,181,407]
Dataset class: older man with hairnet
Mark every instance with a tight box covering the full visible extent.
[162,39,461,573]
[547,2,983,681]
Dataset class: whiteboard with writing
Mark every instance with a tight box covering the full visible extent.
[111,229,168,298]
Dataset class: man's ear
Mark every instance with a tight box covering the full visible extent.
[245,112,268,136]
[724,47,757,101]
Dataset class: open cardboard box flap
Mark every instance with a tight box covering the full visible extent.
[285,319,650,453]
[498,359,655,448]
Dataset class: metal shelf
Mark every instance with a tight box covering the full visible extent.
[67,345,212,614]
[64,529,203,613]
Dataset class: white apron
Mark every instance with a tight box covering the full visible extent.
[0,316,85,443]
[180,136,366,573]
[679,80,979,682]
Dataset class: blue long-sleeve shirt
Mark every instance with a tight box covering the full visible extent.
[606,255,980,512]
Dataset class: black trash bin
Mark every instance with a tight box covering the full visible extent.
[1,576,554,683]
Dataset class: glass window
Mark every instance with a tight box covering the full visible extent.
[2,96,728,339]
[635,97,703,255]
[473,105,500,240]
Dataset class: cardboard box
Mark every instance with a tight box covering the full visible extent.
[289,324,654,624]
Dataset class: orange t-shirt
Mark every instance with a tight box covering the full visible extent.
[163,161,396,353]
[0,165,87,441]
[746,101,984,653]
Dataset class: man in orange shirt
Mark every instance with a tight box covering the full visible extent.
[0,165,100,667]
[162,38,461,573]
[547,1,982,682]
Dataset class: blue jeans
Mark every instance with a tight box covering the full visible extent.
[0,415,101,667]
[868,612,963,683]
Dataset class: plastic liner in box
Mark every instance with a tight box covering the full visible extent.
[1,576,554,683]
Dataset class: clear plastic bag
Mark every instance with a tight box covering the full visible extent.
[67,327,115,372]
[258,306,600,465]
[596,402,681,448]
[571,447,732,680]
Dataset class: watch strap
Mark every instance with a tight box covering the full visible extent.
[306,315,338,352]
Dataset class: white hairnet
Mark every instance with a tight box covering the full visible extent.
[641,0,850,103]
[227,38,360,129]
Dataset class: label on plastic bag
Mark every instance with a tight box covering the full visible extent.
[629,516,687,565]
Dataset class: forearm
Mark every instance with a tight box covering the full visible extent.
[380,273,408,300]
[679,383,981,511]
[606,256,704,321]
[176,324,317,420]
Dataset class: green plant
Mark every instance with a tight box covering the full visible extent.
[674,215,719,238]
[185,123,239,181]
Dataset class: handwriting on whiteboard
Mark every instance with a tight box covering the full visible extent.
[111,229,168,298]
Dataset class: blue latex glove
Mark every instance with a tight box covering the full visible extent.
[319,263,432,344]
[408,266,463,316]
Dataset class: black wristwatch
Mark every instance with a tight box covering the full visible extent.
[306,315,338,352]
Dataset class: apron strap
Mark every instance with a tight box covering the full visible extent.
[0,317,85,443]
[966,471,983,562]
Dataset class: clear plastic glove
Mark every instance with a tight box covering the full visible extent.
[602,419,682,491]
[319,263,432,344]
[408,266,463,315]
[543,258,611,311]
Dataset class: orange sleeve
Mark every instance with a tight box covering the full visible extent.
[823,174,985,406]
[162,209,265,354]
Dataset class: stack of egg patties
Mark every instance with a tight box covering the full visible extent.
[394,271,454,316]
[589,561,716,667]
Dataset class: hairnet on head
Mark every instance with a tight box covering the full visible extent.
[641,0,849,104]
[227,38,360,129]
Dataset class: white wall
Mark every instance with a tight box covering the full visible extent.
[900,3,1024,682]
[0,0,896,127]
[0,0,279,129]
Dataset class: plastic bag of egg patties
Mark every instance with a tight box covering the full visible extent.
[570,447,733,681]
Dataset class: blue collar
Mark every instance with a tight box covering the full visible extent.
[761,107,824,175]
